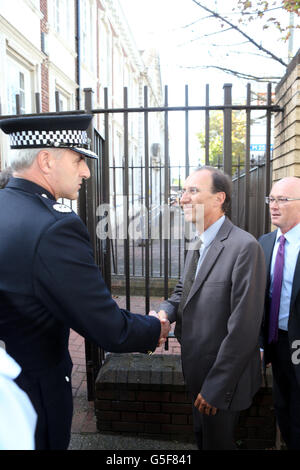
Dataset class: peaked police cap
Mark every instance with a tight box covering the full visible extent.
[0,113,98,159]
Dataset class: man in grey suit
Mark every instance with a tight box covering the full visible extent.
[156,166,266,450]
[260,177,300,449]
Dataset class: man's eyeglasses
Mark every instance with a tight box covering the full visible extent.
[177,188,201,198]
[265,197,300,205]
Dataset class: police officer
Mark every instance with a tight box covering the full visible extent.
[0,113,170,450]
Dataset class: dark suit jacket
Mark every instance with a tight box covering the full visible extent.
[0,178,161,449]
[160,217,266,411]
[259,231,300,385]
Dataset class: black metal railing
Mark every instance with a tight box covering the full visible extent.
[89,83,282,314]
[0,82,283,400]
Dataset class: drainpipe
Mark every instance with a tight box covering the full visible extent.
[75,0,81,110]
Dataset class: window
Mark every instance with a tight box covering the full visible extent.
[80,0,95,72]
[81,0,88,59]
[55,87,71,111]
[99,22,108,86]
[99,20,113,89]
[19,72,25,113]
[7,57,32,115]
[113,46,123,103]
[52,0,73,43]
[53,0,60,33]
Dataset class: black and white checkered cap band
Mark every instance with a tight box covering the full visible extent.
[10,129,89,149]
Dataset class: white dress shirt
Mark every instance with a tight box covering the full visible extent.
[270,223,300,331]
[0,347,37,450]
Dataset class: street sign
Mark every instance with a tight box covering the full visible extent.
[250,144,273,152]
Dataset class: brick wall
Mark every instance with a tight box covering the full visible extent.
[40,0,49,112]
[235,386,276,449]
[273,49,300,181]
[95,354,194,442]
[95,353,276,449]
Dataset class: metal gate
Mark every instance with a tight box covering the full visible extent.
[81,82,282,399]
[88,82,281,296]
[0,83,283,401]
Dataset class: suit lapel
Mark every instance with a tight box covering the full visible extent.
[291,250,300,308]
[184,217,232,306]
[260,231,276,285]
[260,230,300,322]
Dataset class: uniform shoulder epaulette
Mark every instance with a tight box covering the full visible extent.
[52,203,73,213]
[37,193,74,217]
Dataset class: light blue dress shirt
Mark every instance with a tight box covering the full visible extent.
[270,223,300,331]
[196,215,225,276]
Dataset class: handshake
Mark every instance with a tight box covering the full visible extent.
[149,310,170,347]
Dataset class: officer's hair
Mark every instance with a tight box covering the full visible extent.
[9,148,64,172]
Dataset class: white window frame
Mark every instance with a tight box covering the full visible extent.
[113,44,123,104]
[6,54,33,115]
[80,0,95,72]
[51,0,73,44]
[55,85,71,111]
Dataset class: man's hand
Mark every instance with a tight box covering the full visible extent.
[260,349,271,368]
[157,310,168,321]
[149,310,170,346]
[194,393,218,416]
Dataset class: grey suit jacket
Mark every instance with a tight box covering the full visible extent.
[160,217,266,411]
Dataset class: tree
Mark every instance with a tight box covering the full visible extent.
[196,111,247,173]
[235,0,300,41]
[187,0,299,82]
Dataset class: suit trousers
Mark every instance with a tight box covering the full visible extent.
[270,329,300,450]
[192,401,239,450]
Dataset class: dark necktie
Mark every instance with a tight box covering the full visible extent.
[174,239,202,342]
[268,235,286,344]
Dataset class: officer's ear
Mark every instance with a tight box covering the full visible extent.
[37,150,55,175]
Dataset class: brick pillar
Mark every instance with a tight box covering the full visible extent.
[95,353,276,449]
[273,49,300,181]
[40,0,49,112]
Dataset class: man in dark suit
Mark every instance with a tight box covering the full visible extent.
[260,176,300,450]
[156,166,266,450]
[0,114,170,450]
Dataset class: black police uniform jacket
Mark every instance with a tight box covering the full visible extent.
[0,178,161,450]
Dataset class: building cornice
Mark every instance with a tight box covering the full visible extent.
[46,25,77,58]
[47,60,78,89]
[104,0,144,72]
[0,15,45,64]
[23,0,44,20]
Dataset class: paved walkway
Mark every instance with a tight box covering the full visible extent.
[68,296,197,450]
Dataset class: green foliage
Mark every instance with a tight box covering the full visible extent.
[235,0,300,40]
[196,111,246,173]
[283,0,300,13]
